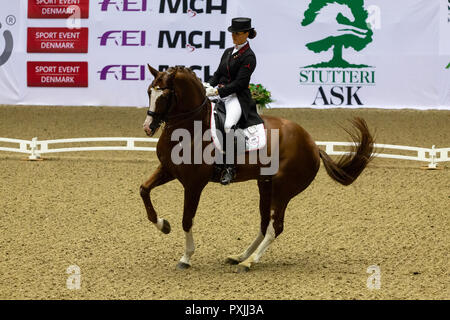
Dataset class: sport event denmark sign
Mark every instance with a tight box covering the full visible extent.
[28,0,90,19]
[27,61,88,87]
[27,28,89,53]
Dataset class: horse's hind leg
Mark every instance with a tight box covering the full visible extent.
[225,178,271,265]
[237,202,289,272]
[140,164,174,234]
[236,179,290,272]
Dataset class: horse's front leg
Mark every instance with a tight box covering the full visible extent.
[140,164,174,234]
[176,186,205,270]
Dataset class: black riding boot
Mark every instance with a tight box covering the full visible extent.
[220,127,237,185]
[220,162,236,185]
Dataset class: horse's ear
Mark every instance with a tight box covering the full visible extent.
[147,64,159,78]
[166,69,177,87]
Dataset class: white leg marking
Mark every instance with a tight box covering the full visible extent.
[251,219,276,263]
[180,229,195,265]
[155,217,164,231]
[238,211,277,270]
[238,231,264,261]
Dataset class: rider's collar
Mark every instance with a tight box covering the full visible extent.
[233,41,248,54]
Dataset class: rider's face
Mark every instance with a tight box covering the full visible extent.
[232,31,249,46]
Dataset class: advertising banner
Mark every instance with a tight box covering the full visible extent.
[27,27,89,53]
[27,61,88,87]
[0,0,448,109]
[28,0,90,19]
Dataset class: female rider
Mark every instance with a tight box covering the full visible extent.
[204,17,259,185]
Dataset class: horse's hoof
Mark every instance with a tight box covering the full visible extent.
[236,265,250,273]
[225,257,240,265]
[161,219,171,234]
[176,262,191,270]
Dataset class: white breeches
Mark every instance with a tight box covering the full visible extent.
[215,93,242,133]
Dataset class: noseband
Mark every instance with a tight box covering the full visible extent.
[147,87,209,131]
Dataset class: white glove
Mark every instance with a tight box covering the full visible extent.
[205,86,218,97]
[203,82,212,89]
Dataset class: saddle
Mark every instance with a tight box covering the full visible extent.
[210,99,266,154]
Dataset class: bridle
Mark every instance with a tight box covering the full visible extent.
[146,86,172,132]
[147,86,209,131]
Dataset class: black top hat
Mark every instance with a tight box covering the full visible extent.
[227,17,253,33]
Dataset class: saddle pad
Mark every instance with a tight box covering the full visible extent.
[210,101,267,153]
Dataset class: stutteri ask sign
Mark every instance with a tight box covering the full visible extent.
[299,0,375,106]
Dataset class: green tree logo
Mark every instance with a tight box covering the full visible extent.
[301,0,373,68]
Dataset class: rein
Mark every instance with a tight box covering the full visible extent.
[167,97,209,121]
[147,88,209,130]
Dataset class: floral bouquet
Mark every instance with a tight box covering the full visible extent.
[249,83,273,109]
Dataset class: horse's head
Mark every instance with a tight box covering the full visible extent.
[143,64,177,137]
[143,64,206,137]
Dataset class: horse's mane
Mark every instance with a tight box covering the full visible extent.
[167,66,203,87]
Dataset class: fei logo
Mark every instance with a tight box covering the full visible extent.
[98,30,149,46]
[299,0,375,107]
[98,65,147,80]
[99,0,148,11]
[0,21,14,67]
[98,64,212,81]
[159,0,228,14]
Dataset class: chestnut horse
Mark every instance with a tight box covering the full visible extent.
[140,65,374,272]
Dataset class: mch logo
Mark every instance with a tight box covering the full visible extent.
[158,30,226,50]
[299,0,375,106]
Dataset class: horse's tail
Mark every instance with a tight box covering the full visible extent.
[319,117,375,186]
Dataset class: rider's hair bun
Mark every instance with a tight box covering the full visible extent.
[248,29,257,39]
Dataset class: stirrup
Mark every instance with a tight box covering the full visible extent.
[220,166,236,185]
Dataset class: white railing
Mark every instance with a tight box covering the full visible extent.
[315,142,449,169]
[0,137,448,168]
[0,137,158,160]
